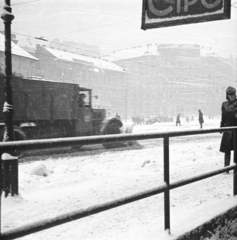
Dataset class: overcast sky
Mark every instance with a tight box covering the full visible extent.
[0,0,237,57]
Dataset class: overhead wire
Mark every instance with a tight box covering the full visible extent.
[0,0,41,7]
[1,28,233,75]
[0,2,235,112]
[0,15,236,93]
[45,18,140,38]
[0,0,236,62]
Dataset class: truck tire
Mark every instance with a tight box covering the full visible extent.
[13,126,27,140]
[0,126,26,156]
[101,118,123,149]
[0,126,26,141]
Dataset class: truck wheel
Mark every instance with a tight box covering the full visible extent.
[102,122,121,149]
[0,126,26,141]
[13,126,27,140]
[0,126,26,156]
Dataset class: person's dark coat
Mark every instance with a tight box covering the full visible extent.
[220,99,237,153]
[176,114,181,124]
[198,111,204,124]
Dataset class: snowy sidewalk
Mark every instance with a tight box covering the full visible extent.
[2,118,236,240]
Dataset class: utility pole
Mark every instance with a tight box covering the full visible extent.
[1,0,15,142]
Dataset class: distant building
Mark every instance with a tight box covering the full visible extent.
[0,33,38,78]
[158,43,201,58]
[48,39,101,58]
[1,34,235,120]
[105,43,236,118]
[33,45,127,115]
[34,45,124,81]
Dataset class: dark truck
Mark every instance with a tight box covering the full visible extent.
[0,76,124,148]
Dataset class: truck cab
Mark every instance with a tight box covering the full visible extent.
[75,86,105,136]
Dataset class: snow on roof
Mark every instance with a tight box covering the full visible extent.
[44,47,124,72]
[0,33,38,61]
[158,43,200,49]
[200,48,217,57]
[102,44,159,62]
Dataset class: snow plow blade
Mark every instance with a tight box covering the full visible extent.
[101,118,136,149]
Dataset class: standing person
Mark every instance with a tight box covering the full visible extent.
[220,86,237,173]
[78,93,86,107]
[115,113,121,120]
[198,109,204,129]
[176,114,181,126]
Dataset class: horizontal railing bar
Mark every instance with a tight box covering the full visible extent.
[2,165,237,239]
[0,127,236,152]
[1,164,237,240]
[0,183,168,240]
[170,164,237,190]
[1,127,237,239]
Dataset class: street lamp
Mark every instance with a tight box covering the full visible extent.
[1,0,19,198]
[1,0,15,142]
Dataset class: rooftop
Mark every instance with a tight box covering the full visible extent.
[102,44,159,62]
[44,47,125,72]
[0,33,38,61]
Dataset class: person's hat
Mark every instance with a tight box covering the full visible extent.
[226,86,236,95]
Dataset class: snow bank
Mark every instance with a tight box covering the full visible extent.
[174,197,237,240]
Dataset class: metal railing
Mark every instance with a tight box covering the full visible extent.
[1,127,237,239]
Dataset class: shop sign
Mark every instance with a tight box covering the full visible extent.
[141,0,230,30]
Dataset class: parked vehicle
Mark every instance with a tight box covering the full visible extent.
[0,76,124,148]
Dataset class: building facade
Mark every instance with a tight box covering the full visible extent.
[2,34,236,121]
[0,33,38,78]
[33,45,127,118]
[106,44,237,119]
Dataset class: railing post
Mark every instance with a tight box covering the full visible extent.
[163,136,170,232]
[0,152,3,197]
[1,153,19,197]
[234,130,237,196]
[0,152,2,238]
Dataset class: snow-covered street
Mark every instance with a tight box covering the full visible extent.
[1,0,237,238]
[1,118,236,239]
